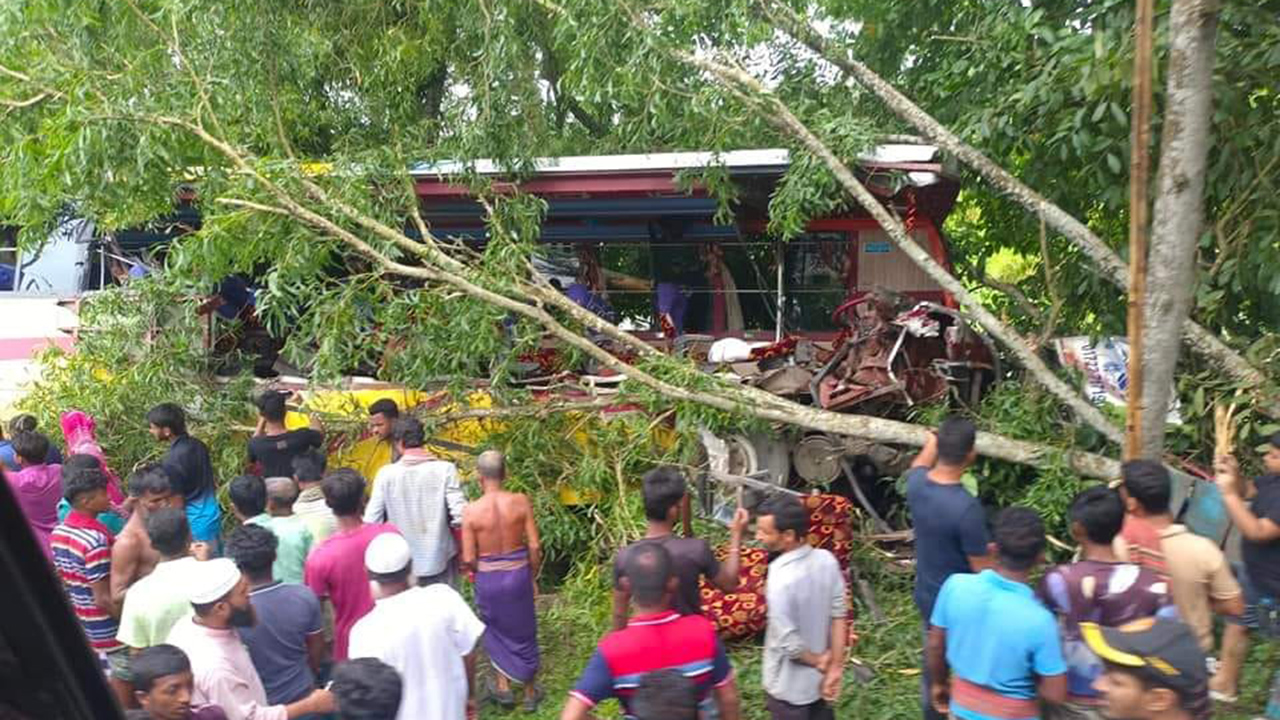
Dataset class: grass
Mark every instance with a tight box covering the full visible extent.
[474,547,1280,720]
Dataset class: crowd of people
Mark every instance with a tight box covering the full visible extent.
[910,418,1280,720]
[2,395,1279,720]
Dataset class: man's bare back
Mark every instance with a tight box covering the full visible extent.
[110,512,160,601]
[466,491,532,555]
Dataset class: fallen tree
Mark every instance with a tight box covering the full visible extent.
[752,0,1273,414]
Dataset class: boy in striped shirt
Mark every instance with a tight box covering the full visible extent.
[52,465,130,706]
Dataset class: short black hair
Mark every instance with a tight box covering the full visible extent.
[624,542,673,606]
[760,494,808,541]
[62,466,107,503]
[641,466,686,521]
[1070,485,1125,545]
[228,474,267,517]
[132,645,191,694]
[292,450,327,483]
[632,669,698,720]
[393,417,424,449]
[256,391,288,423]
[128,464,173,498]
[368,399,400,420]
[8,413,38,435]
[145,507,191,557]
[937,416,977,465]
[146,403,187,435]
[11,431,50,464]
[332,658,403,720]
[1270,431,1280,450]
[1122,460,1171,515]
[322,468,366,516]
[994,506,1045,572]
[225,524,277,576]
[62,454,102,476]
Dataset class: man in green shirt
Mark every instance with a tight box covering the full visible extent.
[229,474,313,585]
[117,508,205,652]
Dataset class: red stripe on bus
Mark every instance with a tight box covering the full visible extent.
[0,336,75,360]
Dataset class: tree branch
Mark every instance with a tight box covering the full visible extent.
[1035,214,1063,349]
[1,92,55,110]
[957,257,1044,323]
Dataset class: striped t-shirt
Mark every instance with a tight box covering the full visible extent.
[51,512,123,652]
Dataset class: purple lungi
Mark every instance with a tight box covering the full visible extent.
[475,547,541,683]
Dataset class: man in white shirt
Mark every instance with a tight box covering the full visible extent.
[167,558,333,720]
[363,418,467,586]
[118,508,204,652]
[348,533,484,720]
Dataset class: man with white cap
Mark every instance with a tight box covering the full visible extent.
[166,558,334,720]
[348,533,485,720]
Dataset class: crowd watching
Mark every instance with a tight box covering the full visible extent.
[3,400,1280,720]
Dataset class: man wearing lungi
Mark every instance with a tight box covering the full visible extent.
[460,450,544,712]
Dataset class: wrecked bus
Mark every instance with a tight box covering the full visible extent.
[410,147,998,498]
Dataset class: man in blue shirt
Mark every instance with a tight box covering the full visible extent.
[928,506,1067,720]
[1,414,64,472]
[907,417,993,719]
[224,524,327,717]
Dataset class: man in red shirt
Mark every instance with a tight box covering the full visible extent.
[561,543,741,720]
[303,469,399,661]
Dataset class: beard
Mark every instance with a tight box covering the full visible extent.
[229,605,256,628]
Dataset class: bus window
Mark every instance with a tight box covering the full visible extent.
[783,232,853,332]
[718,242,778,334]
[649,240,776,336]
[0,228,16,292]
[533,242,657,331]
[598,242,655,331]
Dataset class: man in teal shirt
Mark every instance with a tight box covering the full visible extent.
[928,507,1067,720]
[228,475,313,585]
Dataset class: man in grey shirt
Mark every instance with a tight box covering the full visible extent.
[756,495,848,720]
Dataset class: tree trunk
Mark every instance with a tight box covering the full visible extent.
[1138,0,1221,456]
[757,0,1272,410]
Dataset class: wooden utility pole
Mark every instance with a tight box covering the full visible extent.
[1126,0,1155,460]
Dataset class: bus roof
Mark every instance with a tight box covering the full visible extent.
[410,145,948,183]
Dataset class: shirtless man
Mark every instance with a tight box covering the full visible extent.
[110,465,185,602]
[461,450,544,712]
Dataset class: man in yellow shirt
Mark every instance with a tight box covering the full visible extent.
[339,399,399,498]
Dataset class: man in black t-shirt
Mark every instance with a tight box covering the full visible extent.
[1216,434,1280,601]
[148,403,221,545]
[612,466,748,629]
[1213,433,1280,701]
[247,391,325,478]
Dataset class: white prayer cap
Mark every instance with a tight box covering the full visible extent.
[364,533,412,575]
[187,558,242,604]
